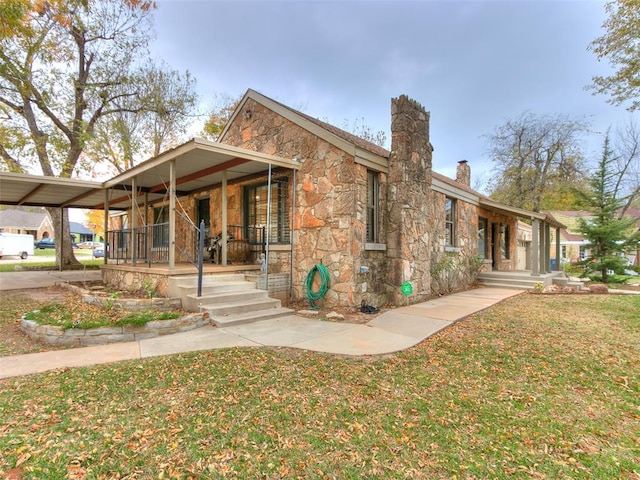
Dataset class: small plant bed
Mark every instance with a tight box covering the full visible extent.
[23,301,182,330]
[19,289,206,347]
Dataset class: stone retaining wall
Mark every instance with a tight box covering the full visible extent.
[21,313,208,347]
[59,282,182,312]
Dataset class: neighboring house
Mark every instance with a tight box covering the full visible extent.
[0,90,562,307]
[70,221,101,244]
[547,209,640,266]
[0,208,53,240]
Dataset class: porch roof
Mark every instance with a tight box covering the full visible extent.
[0,139,300,211]
[479,198,566,229]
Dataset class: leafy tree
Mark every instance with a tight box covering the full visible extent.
[201,94,242,141]
[485,112,588,211]
[589,0,640,111]
[85,63,198,174]
[575,134,640,282]
[84,209,106,242]
[0,0,189,268]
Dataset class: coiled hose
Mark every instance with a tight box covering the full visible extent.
[305,264,331,309]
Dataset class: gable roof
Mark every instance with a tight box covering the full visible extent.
[0,208,49,229]
[221,89,565,228]
[221,89,389,173]
[70,221,92,235]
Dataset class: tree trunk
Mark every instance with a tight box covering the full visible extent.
[46,208,82,270]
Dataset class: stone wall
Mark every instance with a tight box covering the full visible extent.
[386,95,434,304]
[102,268,170,296]
[221,98,367,308]
[21,314,207,347]
[430,193,482,294]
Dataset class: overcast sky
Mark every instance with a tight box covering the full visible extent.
[149,0,634,190]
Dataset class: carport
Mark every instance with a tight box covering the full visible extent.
[0,138,300,272]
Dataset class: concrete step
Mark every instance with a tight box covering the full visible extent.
[203,297,282,317]
[477,281,535,291]
[210,306,294,327]
[169,273,247,289]
[477,277,549,288]
[183,289,269,311]
[178,280,257,298]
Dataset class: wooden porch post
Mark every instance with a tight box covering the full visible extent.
[131,176,137,266]
[221,170,228,266]
[169,159,176,269]
[539,220,546,274]
[555,227,561,271]
[531,218,540,276]
[104,189,109,265]
[545,223,552,273]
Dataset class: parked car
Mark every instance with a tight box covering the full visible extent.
[34,238,79,249]
[92,247,105,258]
[77,241,104,249]
[34,238,55,249]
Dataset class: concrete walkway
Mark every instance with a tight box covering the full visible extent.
[0,286,523,379]
[0,268,102,290]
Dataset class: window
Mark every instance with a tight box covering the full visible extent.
[478,217,488,258]
[561,245,567,258]
[244,178,290,243]
[500,223,510,259]
[579,245,588,260]
[153,206,169,248]
[445,197,456,247]
[366,171,380,243]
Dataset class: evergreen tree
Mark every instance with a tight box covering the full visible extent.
[575,135,640,282]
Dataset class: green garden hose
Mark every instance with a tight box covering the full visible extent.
[305,264,331,309]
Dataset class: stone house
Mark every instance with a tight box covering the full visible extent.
[0,89,563,307]
[0,208,53,240]
[101,89,556,306]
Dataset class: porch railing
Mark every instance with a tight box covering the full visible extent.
[205,225,266,265]
[105,223,266,266]
[106,223,170,265]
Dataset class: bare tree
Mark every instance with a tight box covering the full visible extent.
[484,112,589,212]
[611,120,640,215]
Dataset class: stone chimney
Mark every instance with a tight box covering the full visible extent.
[456,160,470,186]
[386,95,433,305]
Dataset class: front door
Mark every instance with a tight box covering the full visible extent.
[197,198,210,238]
[491,222,499,270]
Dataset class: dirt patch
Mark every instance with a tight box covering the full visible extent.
[289,300,387,324]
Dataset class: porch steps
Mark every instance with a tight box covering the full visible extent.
[168,273,293,327]
[477,272,586,291]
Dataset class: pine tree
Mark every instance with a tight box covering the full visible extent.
[575,135,640,282]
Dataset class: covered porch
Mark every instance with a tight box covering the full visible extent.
[479,198,566,276]
[98,139,300,297]
[0,139,300,299]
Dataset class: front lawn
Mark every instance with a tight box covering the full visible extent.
[1,294,638,479]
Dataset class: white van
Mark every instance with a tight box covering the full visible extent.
[0,233,35,260]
